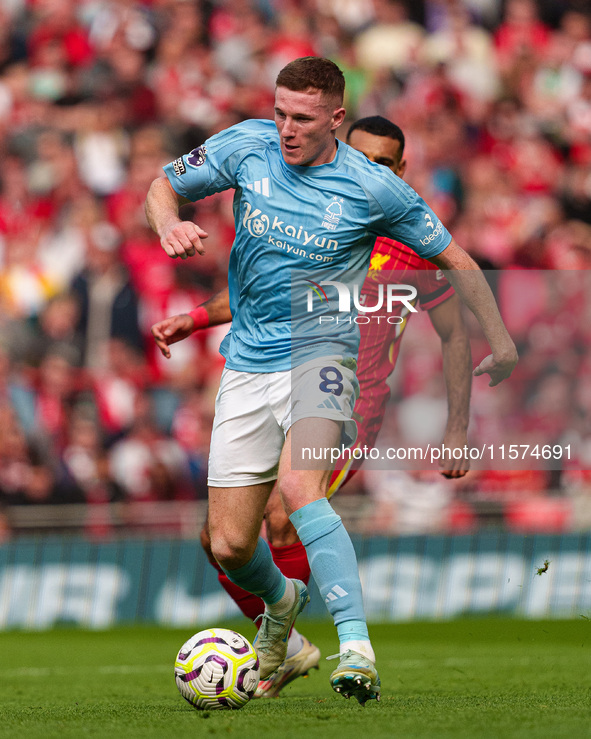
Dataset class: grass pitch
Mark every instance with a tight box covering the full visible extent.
[0,618,589,739]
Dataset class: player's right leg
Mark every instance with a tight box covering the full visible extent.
[200,498,320,697]
[201,499,270,620]
[201,354,371,696]
[251,490,320,697]
[206,368,310,679]
[207,483,310,680]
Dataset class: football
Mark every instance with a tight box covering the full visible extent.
[174,628,260,710]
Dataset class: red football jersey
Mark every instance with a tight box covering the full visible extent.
[328,237,454,494]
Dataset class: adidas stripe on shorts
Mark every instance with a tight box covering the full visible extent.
[207,356,359,488]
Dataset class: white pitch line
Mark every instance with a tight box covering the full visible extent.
[0,657,541,679]
[0,664,172,678]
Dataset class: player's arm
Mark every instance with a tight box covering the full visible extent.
[151,288,232,359]
[145,176,208,260]
[428,295,472,478]
[429,239,518,386]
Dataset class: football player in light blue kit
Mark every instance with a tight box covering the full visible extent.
[145,57,517,705]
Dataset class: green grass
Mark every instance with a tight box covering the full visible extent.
[0,619,589,739]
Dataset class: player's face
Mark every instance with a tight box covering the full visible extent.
[274,86,346,167]
[347,129,407,179]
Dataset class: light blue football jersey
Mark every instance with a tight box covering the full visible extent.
[163,119,451,372]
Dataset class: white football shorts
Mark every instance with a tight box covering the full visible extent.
[207,355,359,488]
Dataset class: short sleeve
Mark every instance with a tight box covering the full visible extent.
[162,120,273,201]
[385,194,452,259]
[362,169,452,260]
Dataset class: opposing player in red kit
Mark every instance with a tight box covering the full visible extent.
[152,116,472,697]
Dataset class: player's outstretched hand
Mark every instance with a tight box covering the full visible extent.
[473,349,518,387]
[161,221,208,260]
[440,463,469,479]
[151,314,195,358]
[440,429,470,479]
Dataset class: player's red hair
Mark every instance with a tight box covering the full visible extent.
[276,57,345,106]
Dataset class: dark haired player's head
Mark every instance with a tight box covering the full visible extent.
[346,115,407,178]
[276,57,345,107]
[347,116,405,154]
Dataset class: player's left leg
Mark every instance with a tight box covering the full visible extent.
[277,418,380,705]
[255,452,369,698]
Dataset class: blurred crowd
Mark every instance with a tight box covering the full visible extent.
[1,0,591,535]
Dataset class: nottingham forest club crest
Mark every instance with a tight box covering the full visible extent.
[322,196,344,231]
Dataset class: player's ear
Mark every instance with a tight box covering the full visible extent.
[396,158,407,179]
[331,106,346,132]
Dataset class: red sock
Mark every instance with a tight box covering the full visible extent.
[268,541,311,585]
[214,541,311,625]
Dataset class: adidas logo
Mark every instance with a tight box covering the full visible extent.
[317,396,342,411]
[246,178,270,197]
[325,585,348,603]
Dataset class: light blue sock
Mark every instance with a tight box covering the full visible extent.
[289,498,369,642]
[221,537,286,605]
